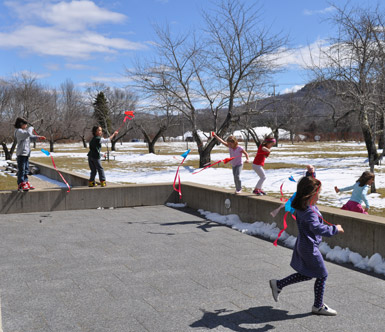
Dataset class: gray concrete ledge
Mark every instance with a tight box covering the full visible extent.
[1,180,385,259]
[180,182,385,258]
[31,160,90,187]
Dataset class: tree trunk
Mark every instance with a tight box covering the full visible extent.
[360,111,379,166]
[199,148,212,168]
[378,112,384,150]
[81,136,87,148]
[1,142,12,160]
[148,141,155,154]
[49,140,55,152]
[273,128,279,147]
[360,109,377,192]
[139,126,165,154]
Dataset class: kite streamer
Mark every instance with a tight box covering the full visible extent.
[117,111,135,132]
[173,149,190,198]
[192,156,237,175]
[274,176,297,246]
[41,149,71,192]
[273,193,297,246]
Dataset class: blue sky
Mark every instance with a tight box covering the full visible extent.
[0,0,377,94]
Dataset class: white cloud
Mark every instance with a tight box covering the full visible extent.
[0,24,146,59]
[12,70,50,79]
[65,63,95,70]
[281,85,304,94]
[271,39,333,69]
[5,0,126,31]
[0,1,147,58]
[90,75,132,83]
[303,6,335,16]
[45,63,61,71]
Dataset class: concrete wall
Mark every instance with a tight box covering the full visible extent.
[1,179,385,258]
[31,161,90,186]
[0,184,178,214]
[179,182,385,258]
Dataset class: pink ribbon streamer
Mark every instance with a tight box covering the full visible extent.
[41,149,70,192]
[192,156,238,175]
[49,155,71,192]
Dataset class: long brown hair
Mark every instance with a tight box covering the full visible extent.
[292,176,321,211]
[357,171,374,187]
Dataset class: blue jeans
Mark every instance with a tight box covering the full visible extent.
[17,155,29,185]
[88,156,106,182]
[232,165,243,191]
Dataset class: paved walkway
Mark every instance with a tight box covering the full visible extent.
[0,205,384,332]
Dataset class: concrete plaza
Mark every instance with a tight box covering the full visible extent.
[0,205,384,331]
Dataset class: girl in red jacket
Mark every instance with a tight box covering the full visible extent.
[252,137,275,195]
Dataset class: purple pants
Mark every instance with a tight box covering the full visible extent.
[341,200,368,214]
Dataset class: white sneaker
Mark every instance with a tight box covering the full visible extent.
[312,304,337,316]
[269,279,281,302]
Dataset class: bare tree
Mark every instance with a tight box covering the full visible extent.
[85,83,137,151]
[308,3,385,190]
[0,73,51,159]
[43,80,87,152]
[133,102,179,154]
[129,0,287,167]
[0,79,14,160]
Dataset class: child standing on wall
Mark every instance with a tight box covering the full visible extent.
[334,171,374,214]
[213,133,250,194]
[269,176,344,316]
[14,117,46,192]
[88,126,118,187]
[252,136,276,195]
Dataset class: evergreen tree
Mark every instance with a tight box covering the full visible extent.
[93,92,112,134]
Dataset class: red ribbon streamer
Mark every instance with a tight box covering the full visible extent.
[49,155,71,192]
[279,183,288,202]
[173,157,187,197]
[192,156,238,175]
[117,111,135,132]
[273,211,296,246]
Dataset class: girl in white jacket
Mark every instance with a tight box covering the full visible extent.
[14,117,45,191]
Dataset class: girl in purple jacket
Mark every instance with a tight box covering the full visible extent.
[269,176,344,316]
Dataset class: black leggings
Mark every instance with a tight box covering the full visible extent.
[276,273,327,308]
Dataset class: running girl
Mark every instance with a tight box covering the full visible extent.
[269,176,344,316]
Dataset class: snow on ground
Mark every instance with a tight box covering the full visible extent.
[2,140,385,209]
[165,201,385,277]
[193,207,385,276]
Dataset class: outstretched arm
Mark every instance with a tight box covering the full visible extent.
[212,133,228,147]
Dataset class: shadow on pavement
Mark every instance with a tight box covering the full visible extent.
[190,306,311,331]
